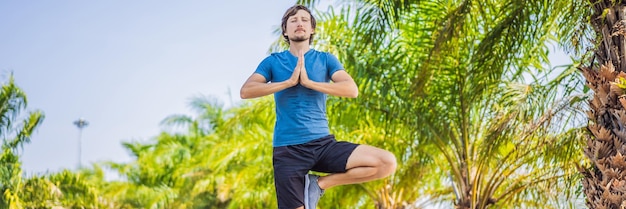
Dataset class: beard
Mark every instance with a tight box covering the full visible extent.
[289,35,309,43]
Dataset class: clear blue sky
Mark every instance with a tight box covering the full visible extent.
[0,0,336,176]
[1,0,569,179]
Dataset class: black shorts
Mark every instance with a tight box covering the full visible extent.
[273,134,359,209]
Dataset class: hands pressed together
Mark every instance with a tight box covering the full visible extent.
[240,48,357,99]
[286,50,312,88]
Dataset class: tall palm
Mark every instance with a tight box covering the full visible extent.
[297,0,587,208]
[577,1,626,208]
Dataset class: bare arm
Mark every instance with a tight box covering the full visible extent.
[301,70,358,98]
[240,70,300,99]
[297,51,358,98]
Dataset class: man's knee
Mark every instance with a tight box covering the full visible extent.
[348,145,397,176]
[378,150,397,177]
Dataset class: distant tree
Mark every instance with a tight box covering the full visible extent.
[0,75,104,208]
[103,95,237,208]
[0,75,44,209]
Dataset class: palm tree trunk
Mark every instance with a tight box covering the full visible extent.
[580,1,626,208]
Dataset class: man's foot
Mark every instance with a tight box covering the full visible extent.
[304,174,324,209]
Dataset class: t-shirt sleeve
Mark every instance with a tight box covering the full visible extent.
[326,53,344,78]
[254,56,273,81]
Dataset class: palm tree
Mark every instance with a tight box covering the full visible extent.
[577,1,626,208]
[0,75,104,208]
[0,75,44,209]
[103,126,221,208]
[102,95,247,208]
[160,95,226,137]
[296,0,587,208]
[201,97,277,208]
[20,169,104,208]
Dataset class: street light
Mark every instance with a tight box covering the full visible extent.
[73,118,89,168]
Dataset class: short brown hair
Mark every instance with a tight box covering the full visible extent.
[281,5,316,44]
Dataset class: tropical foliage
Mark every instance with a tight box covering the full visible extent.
[5,0,619,208]
[0,75,112,208]
[0,74,44,209]
[295,0,588,208]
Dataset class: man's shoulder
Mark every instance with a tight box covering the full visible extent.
[269,50,290,57]
[259,51,286,65]
[313,50,338,60]
[310,49,331,55]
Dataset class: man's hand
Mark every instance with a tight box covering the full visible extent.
[298,50,312,87]
[292,50,358,98]
[286,52,302,87]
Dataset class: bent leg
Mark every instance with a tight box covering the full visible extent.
[317,145,397,189]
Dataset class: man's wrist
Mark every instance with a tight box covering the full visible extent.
[283,79,297,88]
[301,79,315,88]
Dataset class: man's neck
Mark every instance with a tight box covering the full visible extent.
[289,41,310,55]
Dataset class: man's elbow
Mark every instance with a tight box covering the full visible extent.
[346,88,358,98]
[347,82,359,98]
[240,88,251,99]
[351,91,359,98]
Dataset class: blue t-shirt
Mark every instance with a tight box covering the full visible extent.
[254,49,344,147]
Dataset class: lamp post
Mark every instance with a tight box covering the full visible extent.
[73,118,89,168]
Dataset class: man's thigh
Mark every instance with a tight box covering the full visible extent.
[311,136,359,173]
[345,145,395,169]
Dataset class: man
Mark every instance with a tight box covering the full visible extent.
[240,5,397,209]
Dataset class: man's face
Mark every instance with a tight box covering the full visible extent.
[284,10,314,43]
